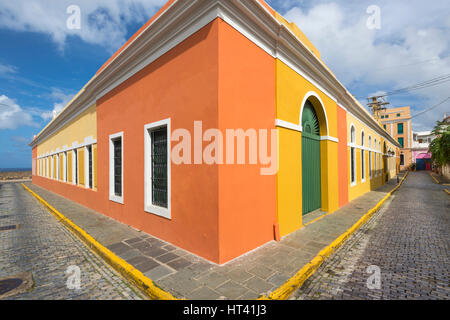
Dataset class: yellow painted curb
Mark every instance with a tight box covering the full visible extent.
[21,184,177,300]
[258,172,409,300]
[429,173,440,184]
[444,189,450,195]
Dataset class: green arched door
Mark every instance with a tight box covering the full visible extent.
[301,101,321,215]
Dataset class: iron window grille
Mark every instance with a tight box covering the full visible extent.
[150,127,168,208]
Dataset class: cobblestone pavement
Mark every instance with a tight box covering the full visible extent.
[294,171,450,300]
[0,183,145,300]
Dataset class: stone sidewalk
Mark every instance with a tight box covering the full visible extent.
[24,175,403,300]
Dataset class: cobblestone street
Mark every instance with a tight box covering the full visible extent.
[0,183,144,300]
[294,171,450,300]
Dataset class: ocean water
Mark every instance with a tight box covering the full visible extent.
[0,168,32,172]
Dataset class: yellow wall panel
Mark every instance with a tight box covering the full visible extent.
[67,152,73,183]
[78,148,85,186]
[59,154,64,181]
[37,104,96,156]
[277,127,302,236]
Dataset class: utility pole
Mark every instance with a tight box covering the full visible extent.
[367,96,390,123]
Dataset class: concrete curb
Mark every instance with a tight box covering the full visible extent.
[21,183,177,300]
[258,172,409,300]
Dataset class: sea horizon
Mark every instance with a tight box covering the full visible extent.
[0,168,32,172]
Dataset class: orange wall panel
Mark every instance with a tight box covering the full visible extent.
[217,20,277,263]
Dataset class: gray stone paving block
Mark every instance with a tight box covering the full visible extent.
[267,272,290,287]
[226,269,253,283]
[107,242,132,254]
[244,276,274,294]
[197,272,230,289]
[130,241,152,251]
[167,257,192,270]
[156,252,179,264]
[144,265,174,281]
[248,265,275,280]
[190,286,221,300]
[162,244,176,252]
[128,255,151,266]
[135,259,161,273]
[216,281,249,300]
[124,237,143,245]
[237,290,259,300]
[117,248,142,261]
[141,246,167,258]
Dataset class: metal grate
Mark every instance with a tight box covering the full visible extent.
[113,139,122,197]
[0,225,17,231]
[151,127,168,208]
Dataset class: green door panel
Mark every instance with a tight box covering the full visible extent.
[302,101,321,215]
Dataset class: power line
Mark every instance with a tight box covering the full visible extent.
[359,73,450,99]
[411,97,450,119]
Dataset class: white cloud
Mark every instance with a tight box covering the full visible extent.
[0,63,17,75]
[40,89,74,121]
[0,95,38,129]
[282,0,450,131]
[0,0,166,51]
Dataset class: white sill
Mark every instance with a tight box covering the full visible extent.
[109,194,124,204]
[350,181,357,187]
[362,178,366,183]
[145,205,171,220]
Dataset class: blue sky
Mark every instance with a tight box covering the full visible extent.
[0,0,449,168]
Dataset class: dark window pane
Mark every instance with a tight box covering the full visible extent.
[351,147,355,183]
[113,139,122,197]
[88,146,93,189]
[151,127,168,208]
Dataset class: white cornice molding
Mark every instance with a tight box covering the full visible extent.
[30,0,399,149]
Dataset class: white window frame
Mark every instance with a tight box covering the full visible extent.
[350,124,356,187]
[361,131,365,183]
[85,145,94,189]
[63,152,67,182]
[72,149,77,185]
[144,118,171,219]
[109,132,124,204]
[51,155,54,179]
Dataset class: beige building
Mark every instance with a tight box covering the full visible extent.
[380,106,412,170]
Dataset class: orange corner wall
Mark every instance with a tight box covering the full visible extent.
[217,19,277,263]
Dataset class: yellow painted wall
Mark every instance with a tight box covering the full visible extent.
[347,113,398,201]
[276,127,302,236]
[275,59,339,237]
[37,104,96,157]
[67,152,73,183]
[276,60,338,138]
[78,148,85,186]
[59,154,64,181]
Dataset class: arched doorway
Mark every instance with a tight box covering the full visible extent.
[301,100,321,215]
